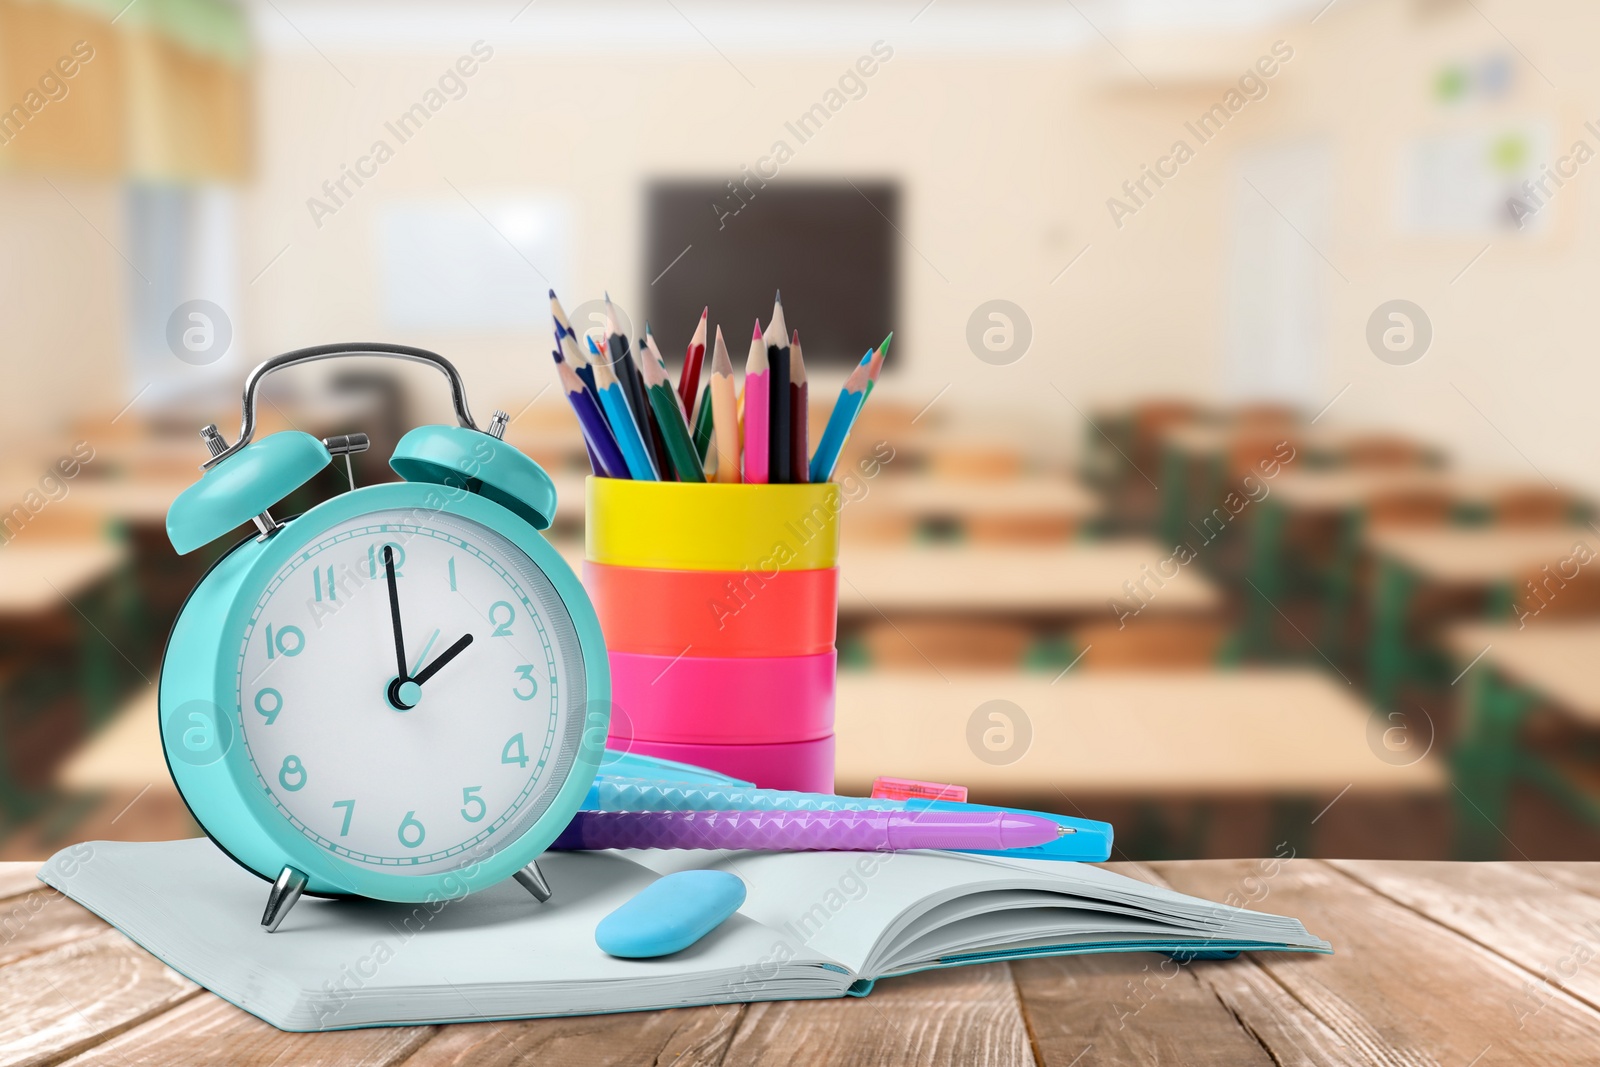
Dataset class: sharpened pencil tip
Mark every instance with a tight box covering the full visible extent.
[548,289,556,299]
[700,306,709,319]
[774,289,782,305]
[753,319,762,340]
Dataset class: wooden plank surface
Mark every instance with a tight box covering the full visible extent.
[1,929,199,1067]
[0,863,47,902]
[1447,621,1600,723]
[0,887,113,969]
[1154,858,1600,1067]
[720,962,1032,1067]
[1329,860,1600,1016]
[836,542,1220,616]
[396,1003,745,1067]
[1368,526,1595,585]
[8,858,1600,1065]
[54,995,431,1067]
[834,669,1444,796]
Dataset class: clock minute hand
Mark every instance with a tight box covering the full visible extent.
[412,633,474,686]
[382,545,408,682]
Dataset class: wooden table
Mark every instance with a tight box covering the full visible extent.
[835,668,1441,800]
[6,857,1598,1065]
[1446,622,1600,858]
[0,542,124,615]
[1366,526,1597,709]
[836,541,1220,620]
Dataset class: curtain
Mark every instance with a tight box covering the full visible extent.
[0,0,249,180]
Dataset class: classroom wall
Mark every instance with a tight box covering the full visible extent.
[0,177,127,450]
[4,0,1598,493]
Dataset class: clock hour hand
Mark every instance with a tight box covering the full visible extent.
[412,633,474,686]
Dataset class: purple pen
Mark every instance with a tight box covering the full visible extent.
[551,808,1066,852]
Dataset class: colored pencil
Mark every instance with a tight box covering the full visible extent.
[864,332,892,396]
[555,357,629,479]
[604,295,669,479]
[640,325,706,482]
[764,293,791,484]
[808,355,871,483]
[590,337,658,480]
[678,307,708,413]
[788,329,809,483]
[550,290,596,389]
[645,326,689,423]
[687,314,715,463]
[742,319,770,485]
[557,323,600,398]
[710,326,741,483]
[550,329,609,477]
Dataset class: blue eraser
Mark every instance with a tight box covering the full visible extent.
[595,870,747,959]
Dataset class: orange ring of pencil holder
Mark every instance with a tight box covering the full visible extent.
[583,561,837,658]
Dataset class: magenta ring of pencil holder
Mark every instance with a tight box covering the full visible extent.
[608,650,835,745]
[619,735,836,795]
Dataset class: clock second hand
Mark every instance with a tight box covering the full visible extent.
[412,633,474,687]
[409,629,441,680]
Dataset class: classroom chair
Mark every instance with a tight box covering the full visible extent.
[1229,402,1301,427]
[1342,434,1432,470]
[855,617,1035,669]
[1365,487,1455,529]
[1491,486,1576,527]
[1069,617,1232,670]
[1512,562,1600,622]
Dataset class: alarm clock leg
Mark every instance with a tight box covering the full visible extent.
[261,865,309,933]
[513,860,553,903]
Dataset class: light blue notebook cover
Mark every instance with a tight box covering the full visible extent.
[40,836,1329,1032]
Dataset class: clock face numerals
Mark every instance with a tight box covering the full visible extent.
[234,509,586,876]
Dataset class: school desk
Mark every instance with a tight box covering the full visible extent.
[9,856,1591,1065]
[835,668,1440,799]
[1156,421,1443,549]
[1365,526,1597,710]
[835,541,1220,620]
[1447,621,1600,859]
[1239,470,1526,658]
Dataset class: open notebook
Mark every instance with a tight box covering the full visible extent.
[42,838,1328,1032]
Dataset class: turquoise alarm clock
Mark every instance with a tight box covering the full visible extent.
[160,344,609,932]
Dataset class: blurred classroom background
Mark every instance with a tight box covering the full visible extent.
[4,0,1599,863]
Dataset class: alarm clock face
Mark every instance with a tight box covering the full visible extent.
[231,507,587,878]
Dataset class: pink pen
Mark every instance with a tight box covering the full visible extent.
[551,809,1066,852]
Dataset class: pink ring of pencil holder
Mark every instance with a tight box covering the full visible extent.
[617,735,836,795]
[608,649,835,745]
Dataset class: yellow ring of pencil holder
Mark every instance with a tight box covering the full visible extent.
[585,477,840,571]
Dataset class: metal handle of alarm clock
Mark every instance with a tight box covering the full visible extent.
[201,343,481,470]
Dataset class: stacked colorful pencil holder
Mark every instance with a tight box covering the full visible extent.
[584,477,840,792]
